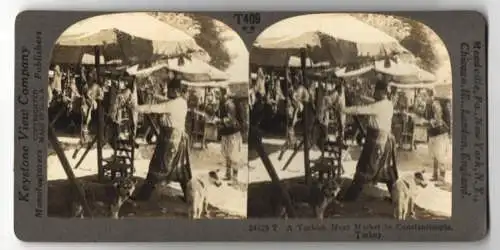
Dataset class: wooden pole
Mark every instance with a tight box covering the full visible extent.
[281,139,304,171]
[249,126,296,218]
[95,46,104,182]
[49,108,65,127]
[48,126,93,217]
[300,48,311,185]
[284,68,289,139]
[73,136,98,169]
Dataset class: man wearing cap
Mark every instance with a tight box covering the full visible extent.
[425,89,450,187]
[218,87,243,184]
[340,79,398,201]
[134,71,191,201]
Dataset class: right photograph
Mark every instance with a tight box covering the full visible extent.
[247,13,452,220]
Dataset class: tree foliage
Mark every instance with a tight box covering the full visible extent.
[353,14,440,72]
[352,13,411,41]
[153,12,199,36]
[152,12,233,71]
[398,18,439,72]
[187,14,233,71]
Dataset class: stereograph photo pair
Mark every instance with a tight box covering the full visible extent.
[13,11,487,241]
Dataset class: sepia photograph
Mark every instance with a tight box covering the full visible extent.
[46,12,249,219]
[247,13,452,220]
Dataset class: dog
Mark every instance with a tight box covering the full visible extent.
[392,170,428,220]
[72,177,138,219]
[185,170,223,219]
[274,178,342,219]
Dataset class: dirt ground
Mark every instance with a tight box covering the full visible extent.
[47,175,244,219]
[247,139,451,220]
[247,177,449,220]
[47,135,247,219]
[49,138,234,173]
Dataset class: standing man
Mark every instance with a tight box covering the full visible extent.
[425,89,450,187]
[109,73,139,144]
[80,69,103,143]
[218,87,243,184]
[134,73,191,201]
[340,80,397,201]
[51,65,63,96]
[314,80,334,152]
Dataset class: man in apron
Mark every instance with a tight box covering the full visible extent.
[134,72,191,201]
[340,79,398,201]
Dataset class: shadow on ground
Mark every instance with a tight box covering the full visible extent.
[247,176,450,220]
[47,175,243,219]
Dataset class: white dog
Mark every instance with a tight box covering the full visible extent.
[392,170,428,220]
[185,170,223,219]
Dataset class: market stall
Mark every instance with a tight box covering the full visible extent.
[130,57,231,149]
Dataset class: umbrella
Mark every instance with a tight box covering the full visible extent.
[54,12,208,63]
[335,65,374,78]
[388,82,434,89]
[373,59,436,83]
[182,80,230,88]
[131,57,230,82]
[334,59,436,83]
[251,14,411,67]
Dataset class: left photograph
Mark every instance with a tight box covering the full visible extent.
[46,12,249,219]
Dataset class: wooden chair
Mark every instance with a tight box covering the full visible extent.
[102,107,135,181]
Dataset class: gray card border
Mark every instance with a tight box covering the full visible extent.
[14,11,488,241]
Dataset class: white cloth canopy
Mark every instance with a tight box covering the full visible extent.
[56,12,207,58]
[163,57,229,81]
[335,65,374,78]
[256,14,400,45]
[388,82,434,89]
[388,82,452,99]
[374,60,436,83]
[130,57,230,82]
[182,80,229,88]
[252,14,411,66]
[335,59,435,83]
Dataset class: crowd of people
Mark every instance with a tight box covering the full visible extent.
[48,63,247,202]
[249,65,452,196]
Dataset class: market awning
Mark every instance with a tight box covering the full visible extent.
[335,59,436,83]
[374,60,436,83]
[53,12,209,64]
[182,80,229,88]
[251,14,411,67]
[130,57,230,82]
